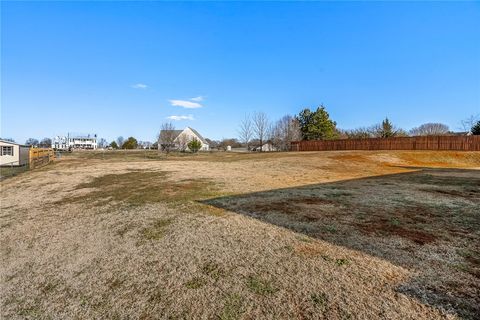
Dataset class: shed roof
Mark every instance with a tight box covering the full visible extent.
[0,139,28,147]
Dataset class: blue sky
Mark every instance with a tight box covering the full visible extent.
[2,1,479,143]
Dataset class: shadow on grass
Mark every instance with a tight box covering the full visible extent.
[200,167,480,319]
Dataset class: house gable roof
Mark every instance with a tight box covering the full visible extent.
[158,130,183,143]
[186,127,208,145]
[159,128,208,145]
[168,130,184,138]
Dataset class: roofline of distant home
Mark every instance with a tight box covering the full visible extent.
[0,139,29,147]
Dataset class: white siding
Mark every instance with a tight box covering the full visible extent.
[52,135,97,150]
[0,142,19,166]
[174,128,209,151]
[0,141,29,166]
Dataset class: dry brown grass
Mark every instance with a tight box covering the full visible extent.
[54,170,221,208]
[205,167,480,319]
[1,150,479,319]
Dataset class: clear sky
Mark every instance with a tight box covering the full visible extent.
[2,1,479,144]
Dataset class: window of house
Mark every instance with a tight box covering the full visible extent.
[1,146,14,156]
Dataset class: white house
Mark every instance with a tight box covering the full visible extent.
[0,140,30,166]
[52,133,97,150]
[252,143,278,152]
[261,143,277,152]
[158,127,209,151]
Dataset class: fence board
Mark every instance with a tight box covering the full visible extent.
[29,148,55,168]
[290,136,480,152]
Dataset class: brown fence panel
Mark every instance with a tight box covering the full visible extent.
[29,148,55,168]
[290,136,480,152]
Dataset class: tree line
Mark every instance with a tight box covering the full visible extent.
[6,109,479,150]
[108,136,157,150]
[236,106,480,151]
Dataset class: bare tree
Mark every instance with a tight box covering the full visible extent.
[252,112,269,151]
[409,123,449,136]
[271,115,301,151]
[25,138,39,146]
[283,115,301,149]
[177,133,189,152]
[238,114,253,150]
[342,127,372,139]
[461,115,480,133]
[158,122,176,154]
[268,123,278,149]
[39,137,52,148]
[97,138,108,148]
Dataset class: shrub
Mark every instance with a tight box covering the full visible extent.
[122,137,138,149]
[188,138,202,153]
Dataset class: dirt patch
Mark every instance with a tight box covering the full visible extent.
[396,151,480,168]
[356,220,436,245]
[234,197,340,222]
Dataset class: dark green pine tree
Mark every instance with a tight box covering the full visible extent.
[296,105,338,140]
[380,117,395,138]
[471,120,480,135]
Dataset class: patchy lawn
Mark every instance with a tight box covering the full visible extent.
[205,168,480,318]
[55,170,220,207]
[1,150,479,319]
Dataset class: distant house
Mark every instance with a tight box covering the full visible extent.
[158,127,209,151]
[252,143,277,152]
[52,133,97,150]
[0,140,30,166]
[449,131,470,136]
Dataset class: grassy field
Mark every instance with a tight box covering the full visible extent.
[1,150,479,319]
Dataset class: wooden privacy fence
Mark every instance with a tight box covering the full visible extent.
[290,136,480,152]
[29,148,55,168]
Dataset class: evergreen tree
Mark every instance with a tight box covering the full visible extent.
[380,118,395,138]
[122,137,138,149]
[296,105,337,140]
[187,138,202,153]
[471,120,480,135]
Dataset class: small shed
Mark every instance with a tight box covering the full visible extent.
[0,140,30,166]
